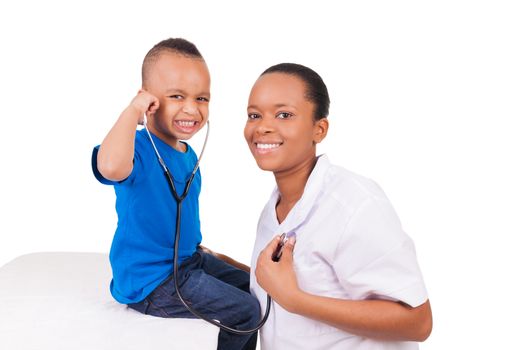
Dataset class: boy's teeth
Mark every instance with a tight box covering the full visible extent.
[257,143,280,149]
[177,121,196,127]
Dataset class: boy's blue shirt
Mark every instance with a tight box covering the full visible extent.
[92,128,202,304]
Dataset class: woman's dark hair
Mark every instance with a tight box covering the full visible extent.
[261,63,330,121]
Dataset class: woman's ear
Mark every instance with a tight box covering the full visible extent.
[313,118,329,144]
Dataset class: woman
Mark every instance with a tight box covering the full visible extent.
[245,63,432,349]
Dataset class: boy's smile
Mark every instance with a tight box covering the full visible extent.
[173,119,202,135]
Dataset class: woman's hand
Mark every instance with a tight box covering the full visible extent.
[255,234,301,312]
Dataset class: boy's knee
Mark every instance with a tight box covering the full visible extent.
[243,294,262,327]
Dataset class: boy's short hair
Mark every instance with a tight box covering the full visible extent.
[142,38,204,86]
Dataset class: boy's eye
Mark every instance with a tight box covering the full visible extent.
[169,95,183,99]
[276,112,292,119]
[247,113,260,120]
[197,97,210,102]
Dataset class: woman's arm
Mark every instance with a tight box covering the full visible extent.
[255,236,433,342]
[289,292,432,341]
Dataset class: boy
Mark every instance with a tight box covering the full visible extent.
[92,38,259,350]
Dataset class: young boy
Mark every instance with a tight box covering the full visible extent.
[92,38,259,350]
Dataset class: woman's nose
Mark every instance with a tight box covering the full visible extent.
[256,117,274,134]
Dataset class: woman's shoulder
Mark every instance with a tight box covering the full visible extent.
[323,160,388,209]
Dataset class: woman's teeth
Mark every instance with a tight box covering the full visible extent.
[256,143,281,149]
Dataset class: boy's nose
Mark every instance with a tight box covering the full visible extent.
[182,101,199,116]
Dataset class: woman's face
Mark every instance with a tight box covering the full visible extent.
[245,72,327,174]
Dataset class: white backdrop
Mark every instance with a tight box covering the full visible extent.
[1,1,524,348]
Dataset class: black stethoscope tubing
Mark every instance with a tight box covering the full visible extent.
[144,118,271,335]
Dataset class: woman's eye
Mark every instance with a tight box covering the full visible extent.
[276,112,292,119]
[197,97,209,102]
[247,113,260,120]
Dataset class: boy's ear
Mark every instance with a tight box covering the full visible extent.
[313,118,329,144]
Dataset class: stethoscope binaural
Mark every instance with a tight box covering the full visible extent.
[143,115,271,335]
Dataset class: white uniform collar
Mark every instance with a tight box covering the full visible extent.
[269,154,331,235]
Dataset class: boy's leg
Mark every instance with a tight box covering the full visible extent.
[128,251,260,350]
[199,251,259,350]
[199,250,251,292]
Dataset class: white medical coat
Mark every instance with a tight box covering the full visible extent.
[250,155,428,349]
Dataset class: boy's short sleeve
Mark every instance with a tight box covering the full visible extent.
[332,198,428,308]
[91,145,144,186]
[91,146,114,185]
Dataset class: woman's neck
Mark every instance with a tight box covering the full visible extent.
[274,156,318,224]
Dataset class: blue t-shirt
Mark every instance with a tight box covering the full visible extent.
[92,129,202,304]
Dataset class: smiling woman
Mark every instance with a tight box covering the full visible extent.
[245,63,432,350]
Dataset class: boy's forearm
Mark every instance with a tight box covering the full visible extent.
[199,245,250,273]
[215,252,250,273]
[287,291,432,342]
[97,105,141,181]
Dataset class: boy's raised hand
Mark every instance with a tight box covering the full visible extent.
[130,89,160,124]
[97,89,160,182]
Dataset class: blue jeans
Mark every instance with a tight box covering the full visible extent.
[128,249,260,350]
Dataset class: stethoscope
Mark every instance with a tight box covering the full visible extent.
[143,115,271,335]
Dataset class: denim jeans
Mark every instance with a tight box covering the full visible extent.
[128,249,260,350]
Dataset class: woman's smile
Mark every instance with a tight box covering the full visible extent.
[255,142,283,154]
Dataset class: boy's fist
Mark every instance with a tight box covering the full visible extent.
[129,89,160,124]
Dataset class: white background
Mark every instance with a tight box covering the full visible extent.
[1,0,524,348]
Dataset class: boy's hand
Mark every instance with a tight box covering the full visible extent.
[129,90,159,124]
[199,245,251,273]
[198,244,219,258]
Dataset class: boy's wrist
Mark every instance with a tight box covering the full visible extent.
[125,104,145,124]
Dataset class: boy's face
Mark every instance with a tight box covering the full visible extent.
[245,72,327,174]
[144,52,210,150]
